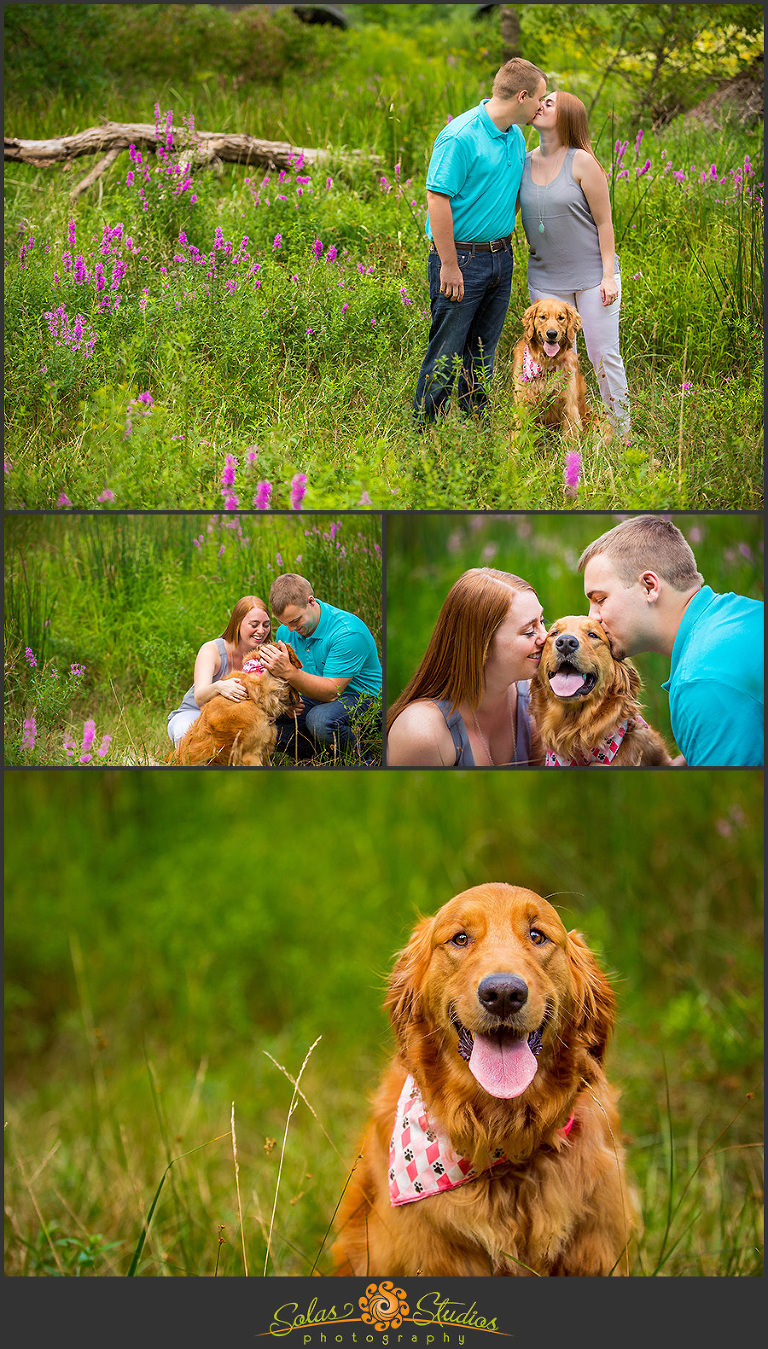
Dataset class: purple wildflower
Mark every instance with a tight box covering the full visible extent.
[290,473,307,510]
[24,647,37,668]
[564,451,581,497]
[58,493,73,507]
[273,234,282,250]
[22,718,37,752]
[636,159,651,178]
[254,481,272,510]
[312,238,323,260]
[97,489,115,503]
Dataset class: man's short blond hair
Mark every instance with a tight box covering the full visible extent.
[269,573,313,615]
[578,517,704,591]
[492,58,546,100]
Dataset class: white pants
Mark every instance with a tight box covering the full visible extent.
[167,707,201,747]
[528,279,630,431]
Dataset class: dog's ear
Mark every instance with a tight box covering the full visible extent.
[565,930,616,1062]
[606,655,641,701]
[288,647,302,669]
[522,303,540,344]
[385,916,434,1047]
[566,304,582,344]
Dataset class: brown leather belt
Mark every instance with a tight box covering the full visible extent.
[430,235,511,254]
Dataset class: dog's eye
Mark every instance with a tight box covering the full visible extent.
[450,932,469,947]
[587,630,601,640]
[529,928,548,946]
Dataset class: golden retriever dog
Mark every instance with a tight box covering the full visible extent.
[512,298,590,439]
[333,883,638,1277]
[175,647,302,766]
[530,616,672,766]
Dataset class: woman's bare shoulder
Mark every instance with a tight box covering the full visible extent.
[386,699,457,767]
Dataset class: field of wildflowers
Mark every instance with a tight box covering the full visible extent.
[5,770,763,1275]
[4,512,382,766]
[3,8,763,510]
[385,511,765,754]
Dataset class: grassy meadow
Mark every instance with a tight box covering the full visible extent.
[4,511,382,766]
[3,4,764,511]
[385,512,765,755]
[4,770,763,1277]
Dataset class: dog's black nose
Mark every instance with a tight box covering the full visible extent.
[554,633,579,655]
[545,328,559,340]
[477,974,528,1019]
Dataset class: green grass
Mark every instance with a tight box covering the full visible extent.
[4,772,763,1276]
[4,512,382,766]
[3,7,763,510]
[385,512,765,754]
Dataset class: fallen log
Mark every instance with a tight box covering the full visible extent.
[4,121,378,172]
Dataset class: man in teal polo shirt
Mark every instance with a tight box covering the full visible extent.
[579,516,763,767]
[259,573,382,762]
[413,56,547,426]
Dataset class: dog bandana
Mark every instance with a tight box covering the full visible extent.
[388,1074,574,1206]
[545,716,649,767]
[521,344,543,382]
[241,658,265,674]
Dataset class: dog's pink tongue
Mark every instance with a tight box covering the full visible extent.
[549,670,586,697]
[543,340,561,358]
[468,1033,538,1099]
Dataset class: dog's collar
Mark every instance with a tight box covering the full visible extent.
[389,1075,574,1206]
[545,715,648,767]
[241,658,265,674]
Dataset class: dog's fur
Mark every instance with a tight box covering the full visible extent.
[333,883,638,1277]
[512,298,590,439]
[175,646,302,766]
[530,616,672,766]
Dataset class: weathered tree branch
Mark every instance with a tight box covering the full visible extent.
[70,146,122,202]
[4,122,379,174]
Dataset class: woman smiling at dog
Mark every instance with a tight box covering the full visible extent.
[518,91,630,435]
[167,594,272,748]
[386,569,546,767]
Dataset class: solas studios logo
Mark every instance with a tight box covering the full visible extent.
[262,1281,508,1345]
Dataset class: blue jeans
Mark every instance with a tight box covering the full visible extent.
[413,244,514,424]
[275,691,378,757]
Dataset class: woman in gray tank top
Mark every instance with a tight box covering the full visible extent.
[518,91,630,434]
[167,594,272,748]
[386,569,546,767]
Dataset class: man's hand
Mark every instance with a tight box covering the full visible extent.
[440,260,464,302]
[259,640,296,680]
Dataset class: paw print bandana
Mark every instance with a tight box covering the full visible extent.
[389,1074,575,1207]
[388,1075,509,1206]
[545,716,649,767]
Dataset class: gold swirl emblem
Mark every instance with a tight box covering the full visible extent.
[358,1281,409,1331]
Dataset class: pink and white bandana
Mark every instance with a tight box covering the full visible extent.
[388,1075,508,1206]
[242,657,265,674]
[521,344,543,383]
[545,715,648,767]
[388,1076,576,1207]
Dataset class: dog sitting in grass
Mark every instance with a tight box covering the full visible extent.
[175,647,302,766]
[512,298,593,441]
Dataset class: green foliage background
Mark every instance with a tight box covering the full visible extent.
[385,512,765,752]
[4,771,763,1275]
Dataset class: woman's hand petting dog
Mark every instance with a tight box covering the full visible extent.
[175,646,302,767]
[333,882,638,1277]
